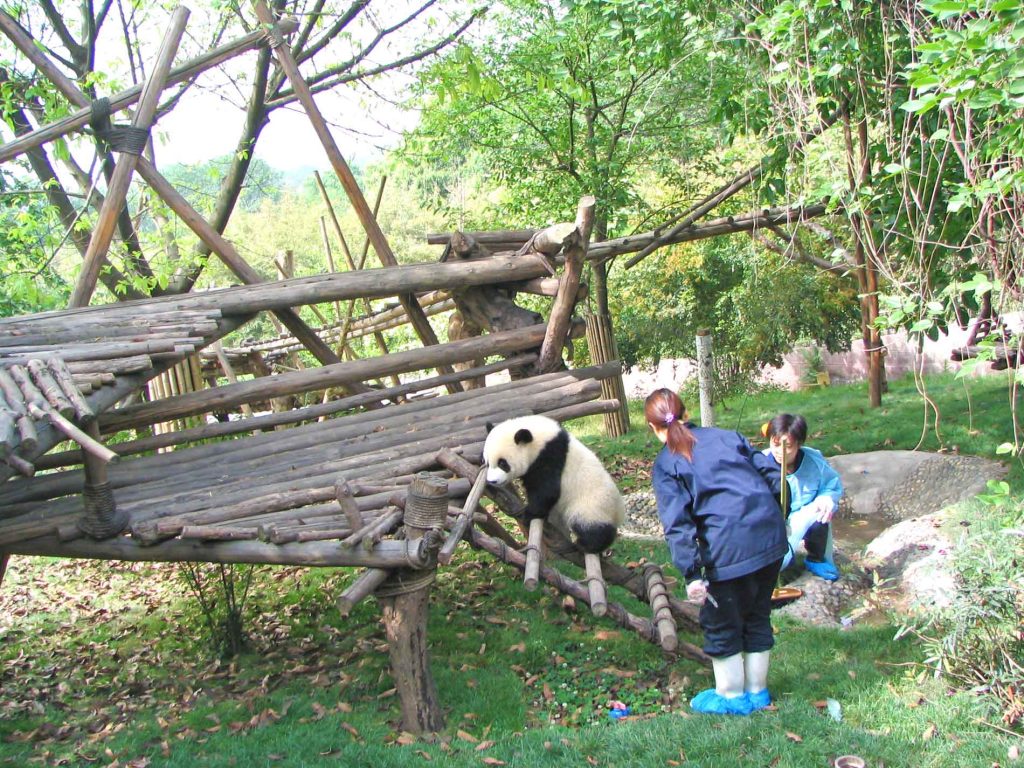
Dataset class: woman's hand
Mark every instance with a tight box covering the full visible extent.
[810,495,837,523]
[686,579,708,604]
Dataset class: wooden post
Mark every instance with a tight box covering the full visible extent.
[377,473,446,733]
[535,196,595,373]
[68,7,190,307]
[695,330,715,427]
[0,553,8,589]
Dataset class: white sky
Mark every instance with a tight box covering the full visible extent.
[151,80,419,172]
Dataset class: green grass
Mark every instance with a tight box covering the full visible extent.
[2,372,1021,767]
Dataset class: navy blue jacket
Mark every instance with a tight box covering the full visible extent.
[652,424,788,583]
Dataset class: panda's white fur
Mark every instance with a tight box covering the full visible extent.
[482,415,626,554]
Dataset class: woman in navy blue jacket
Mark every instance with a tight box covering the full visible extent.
[645,388,788,715]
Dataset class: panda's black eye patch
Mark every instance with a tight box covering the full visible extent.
[497,458,510,472]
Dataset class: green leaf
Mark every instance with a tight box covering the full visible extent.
[995,443,1015,455]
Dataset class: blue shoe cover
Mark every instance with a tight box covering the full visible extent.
[746,689,772,711]
[690,688,754,716]
[806,559,839,581]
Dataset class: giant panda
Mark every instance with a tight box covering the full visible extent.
[482,415,626,554]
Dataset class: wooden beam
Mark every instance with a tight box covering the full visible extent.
[68,7,190,308]
[252,1,454,380]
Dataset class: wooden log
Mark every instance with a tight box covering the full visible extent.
[0,16,299,164]
[521,222,577,257]
[336,568,391,616]
[340,508,403,550]
[34,353,537,464]
[644,564,679,653]
[3,535,436,568]
[523,517,544,591]
[336,479,363,531]
[0,406,15,457]
[100,323,550,432]
[4,452,34,477]
[255,1,451,397]
[67,355,153,375]
[45,358,93,420]
[0,553,7,589]
[25,359,74,417]
[0,370,37,455]
[438,467,488,564]
[584,553,608,618]
[695,330,715,427]
[179,525,260,541]
[536,197,594,374]
[426,229,537,247]
[374,470,447,734]
[26,403,118,464]
[68,7,190,308]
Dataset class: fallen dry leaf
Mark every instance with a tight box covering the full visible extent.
[396,732,418,746]
[457,729,478,744]
[481,759,505,766]
[475,740,496,751]
[922,723,938,741]
[785,732,803,743]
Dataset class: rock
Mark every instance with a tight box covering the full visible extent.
[831,451,1006,521]
[862,514,957,611]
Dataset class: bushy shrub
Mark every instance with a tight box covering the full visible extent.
[898,487,1024,726]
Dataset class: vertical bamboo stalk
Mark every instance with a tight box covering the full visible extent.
[523,518,545,591]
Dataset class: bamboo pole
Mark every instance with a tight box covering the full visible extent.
[69,7,190,307]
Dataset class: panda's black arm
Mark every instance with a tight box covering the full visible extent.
[520,473,562,521]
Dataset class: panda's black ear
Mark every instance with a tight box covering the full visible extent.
[485,421,495,434]
[514,428,533,445]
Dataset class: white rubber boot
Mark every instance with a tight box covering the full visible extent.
[744,651,772,710]
[691,653,752,715]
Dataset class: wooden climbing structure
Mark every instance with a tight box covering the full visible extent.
[0,2,713,735]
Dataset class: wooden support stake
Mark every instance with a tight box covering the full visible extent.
[69,7,190,307]
[4,452,34,477]
[584,553,608,618]
[377,473,447,733]
[523,517,545,591]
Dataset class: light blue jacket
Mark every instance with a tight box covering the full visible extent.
[762,446,843,514]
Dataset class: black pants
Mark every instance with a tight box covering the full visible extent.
[701,559,782,658]
[804,521,829,562]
